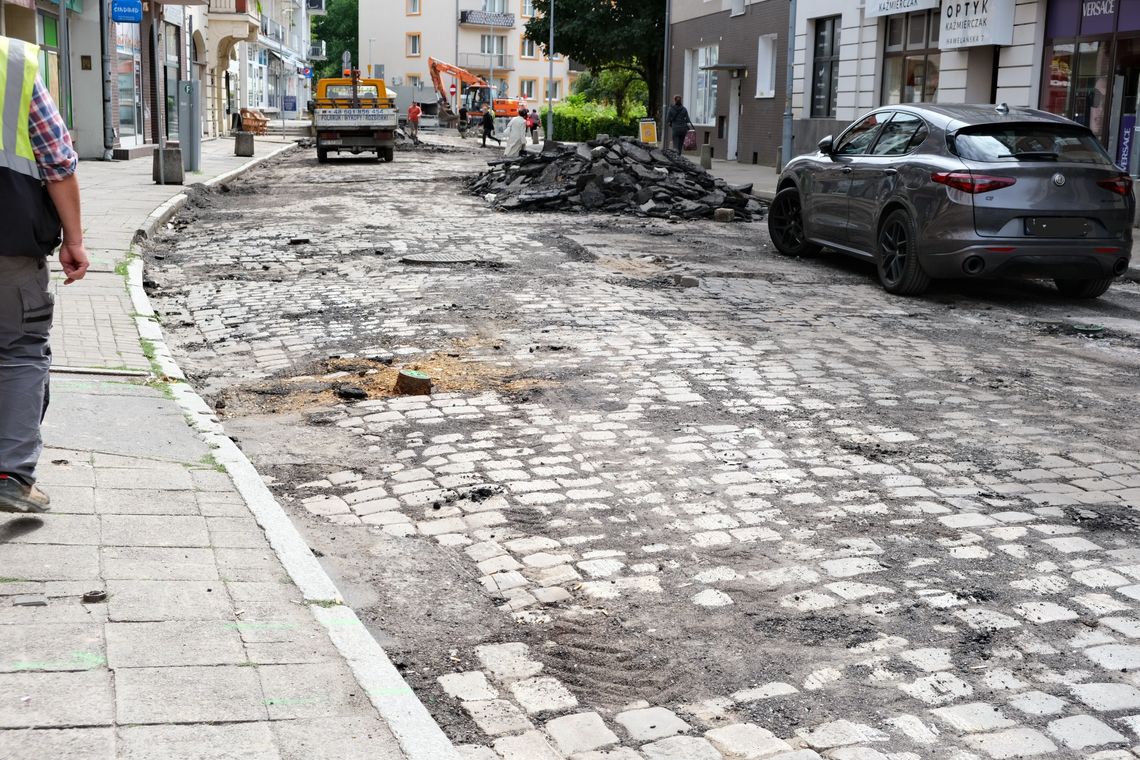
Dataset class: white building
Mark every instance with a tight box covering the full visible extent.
[360,0,571,111]
[238,0,314,119]
[793,1,1067,156]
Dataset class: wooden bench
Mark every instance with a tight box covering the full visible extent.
[240,108,269,135]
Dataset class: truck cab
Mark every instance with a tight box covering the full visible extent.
[309,74,399,163]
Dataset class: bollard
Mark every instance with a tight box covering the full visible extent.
[700,144,713,170]
[152,147,184,185]
[234,131,255,157]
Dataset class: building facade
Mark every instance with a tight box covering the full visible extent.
[668,0,790,166]
[361,0,571,112]
[0,0,312,160]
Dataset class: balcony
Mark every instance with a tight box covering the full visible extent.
[459,10,515,27]
[208,0,260,46]
[459,52,515,71]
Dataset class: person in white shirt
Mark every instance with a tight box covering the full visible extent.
[503,107,529,157]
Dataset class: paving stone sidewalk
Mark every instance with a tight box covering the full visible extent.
[0,138,419,758]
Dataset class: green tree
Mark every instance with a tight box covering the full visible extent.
[573,69,649,119]
[524,0,665,122]
[312,0,358,80]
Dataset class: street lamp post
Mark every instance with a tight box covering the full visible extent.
[546,0,553,140]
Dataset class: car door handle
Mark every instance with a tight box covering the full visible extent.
[884,168,898,176]
[841,167,852,174]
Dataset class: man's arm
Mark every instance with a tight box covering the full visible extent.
[28,78,88,284]
[45,176,87,284]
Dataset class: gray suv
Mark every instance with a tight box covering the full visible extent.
[768,104,1134,298]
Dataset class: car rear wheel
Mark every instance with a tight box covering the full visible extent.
[1054,277,1114,299]
[768,188,821,257]
[381,147,395,163]
[876,209,931,296]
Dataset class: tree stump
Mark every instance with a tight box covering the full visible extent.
[395,369,432,395]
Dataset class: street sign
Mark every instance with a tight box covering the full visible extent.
[342,50,352,69]
[449,84,457,95]
[298,66,312,78]
[111,0,142,23]
[284,95,297,112]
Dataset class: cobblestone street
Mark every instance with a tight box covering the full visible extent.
[146,138,1140,759]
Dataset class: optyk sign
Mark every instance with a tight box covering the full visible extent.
[941,0,1016,48]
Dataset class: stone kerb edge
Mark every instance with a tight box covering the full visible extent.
[124,143,461,760]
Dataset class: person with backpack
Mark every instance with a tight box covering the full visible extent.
[666,94,694,155]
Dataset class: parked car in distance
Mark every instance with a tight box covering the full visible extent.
[768,104,1134,298]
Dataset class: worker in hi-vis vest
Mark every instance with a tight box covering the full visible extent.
[0,35,88,514]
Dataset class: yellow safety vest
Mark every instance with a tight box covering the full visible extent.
[0,35,42,181]
[0,34,61,258]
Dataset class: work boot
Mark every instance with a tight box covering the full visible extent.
[0,475,51,513]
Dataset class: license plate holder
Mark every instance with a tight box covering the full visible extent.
[1025,217,1091,237]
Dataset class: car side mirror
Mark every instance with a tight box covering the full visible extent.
[818,135,834,154]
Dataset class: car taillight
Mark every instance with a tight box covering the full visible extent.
[1097,174,1133,196]
[932,171,1017,194]
[318,131,340,139]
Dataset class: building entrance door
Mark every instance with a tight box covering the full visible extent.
[727,79,740,161]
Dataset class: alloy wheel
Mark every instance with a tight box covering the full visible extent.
[879,218,909,285]
[770,193,806,251]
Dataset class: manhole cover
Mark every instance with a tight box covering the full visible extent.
[400,252,486,265]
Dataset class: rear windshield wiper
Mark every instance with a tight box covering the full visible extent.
[994,151,1059,160]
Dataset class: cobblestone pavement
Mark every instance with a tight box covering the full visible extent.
[146,140,1140,759]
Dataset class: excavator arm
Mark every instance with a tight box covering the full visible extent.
[428,57,494,124]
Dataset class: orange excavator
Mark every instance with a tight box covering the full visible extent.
[428,56,526,128]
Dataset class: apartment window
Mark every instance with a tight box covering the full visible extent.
[882,10,939,105]
[689,45,718,125]
[756,34,777,98]
[483,0,507,12]
[731,0,745,16]
[407,33,421,57]
[545,78,562,100]
[407,0,421,14]
[522,0,536,16]
[519,78,536,99]
[481,34,506,68]
[810,16,840,118]
[521,38,536,59]
[408,74,423,88]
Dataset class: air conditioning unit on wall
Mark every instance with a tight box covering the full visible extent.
[306,0,327,14]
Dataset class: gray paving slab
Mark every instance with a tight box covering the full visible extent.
[4,515,100,545]
[106,580,234,622]
[94,488,200,515]
[0,543,100,582]
[105,621,247,668]
[101,546,220,581]
[117,722,280,760]
[0,623,104,673]
[114,665,268,724]
[38,486,96,514]
[0,726,115,759]
[214,547,291,583]
[0,670,114,727]
[259,661,376,720]
[99,514,210,547]
[271,716,405,760]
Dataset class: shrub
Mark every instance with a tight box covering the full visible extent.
[537,94,647,142]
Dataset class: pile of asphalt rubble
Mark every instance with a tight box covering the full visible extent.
[468,136,763,221]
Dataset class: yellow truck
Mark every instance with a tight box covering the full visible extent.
[308,70,398,163]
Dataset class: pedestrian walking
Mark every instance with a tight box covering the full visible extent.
[0,35,88,513]
[666,94,694,155]
[503,107,528,157]
[481,108,501,147]
[407,102,422,143]
[527,110,540,144]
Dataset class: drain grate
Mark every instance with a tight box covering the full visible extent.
[400,252,487,266]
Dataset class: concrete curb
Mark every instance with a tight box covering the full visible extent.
[122,142,461,760]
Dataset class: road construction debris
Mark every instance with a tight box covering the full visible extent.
[467,137,764,220]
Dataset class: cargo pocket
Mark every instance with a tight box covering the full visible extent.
[20,284,54,338]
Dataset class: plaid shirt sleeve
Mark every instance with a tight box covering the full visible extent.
[28,78,78,182]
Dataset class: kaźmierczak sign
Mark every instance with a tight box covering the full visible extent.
[111,0,143,23]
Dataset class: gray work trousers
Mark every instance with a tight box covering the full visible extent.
[0,256,53,484]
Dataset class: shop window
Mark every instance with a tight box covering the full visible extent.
[689,44,719,125]
[756,34,776,98]
[882,9,939,105]
[37,12,67,124]
[164,22,181,140]
[811,16,840,118]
